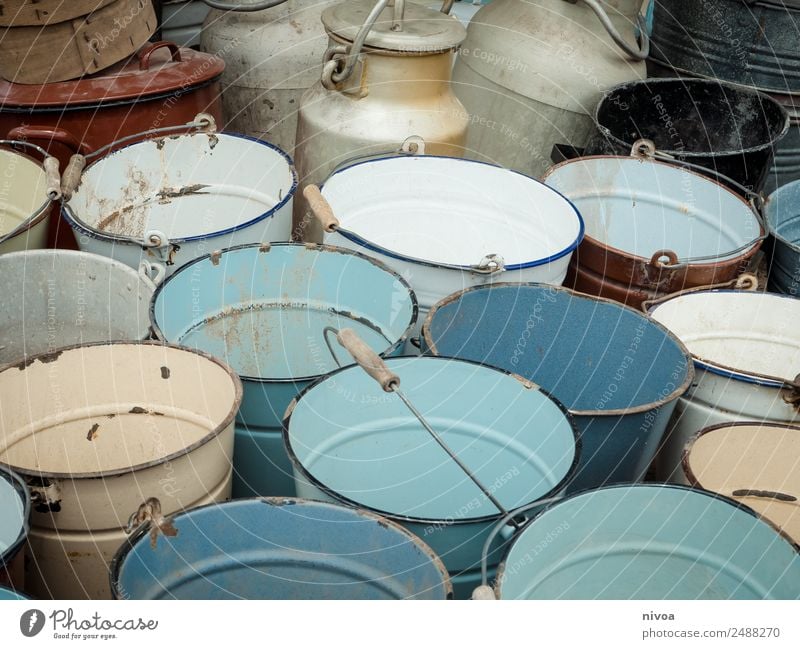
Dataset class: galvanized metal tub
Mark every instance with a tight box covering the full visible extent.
[0,341,242,599]
[684,422,800,547]
[63,131,296,283]
[422,283,693,493]
[585,78,790,194]
[542,155,765,309]
[0,144,53,254]
[321,155,584,342]
[650,0,800,94]
[284,355,580,600]
[765,179,800,295]
[111,497,453,600]
[649,290,800,481]
[151,243,417,498]
[495,484,800,599]
[0,465,28,591]
[0,250,154,367]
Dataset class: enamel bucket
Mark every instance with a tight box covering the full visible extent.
[319,155,584,343]
[649,289,800,481]
[0,342,242,599]
[684,422,800,547]
[151,243,417,498]
[765,180,800,295]
[63,129,295,283]
[422,283,693,493]
[283,355,580,599]
[542,154,765,309]
[495,484,800,599]
[0,250,153,367]
[0,464,28,590]
[111,498,452,600]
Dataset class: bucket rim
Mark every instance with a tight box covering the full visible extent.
[421,282,695,416]
[596,77,792,157]
[765,180,800,253]
[0,340,243,480]
[542,154,764,268]
[683,420,800,499]
[323,154,585,272]
[108,496,454,601]
[149,241,419,383]
[648,288,800,387]
[61,131,298,246]
[282,355,583,527]
[0,464,30,570]
[493,481,800,599]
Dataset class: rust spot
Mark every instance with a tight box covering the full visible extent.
[150,519,178,549]
[106,413,116,419]
[156,183,209,203]
[210,250,222,266]
[207,134,219,150]
[86,423,99,441]
[160,366,170,379]
[259,243,271,253]
[129,406,148,414]
[155,138,166,150]
[14,349,63,370]
[153,411,164,416]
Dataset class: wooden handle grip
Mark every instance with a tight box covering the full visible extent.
[42,156,61,201]
[303,184,340,233]
[60,154,86,200]
[337,328,399,392]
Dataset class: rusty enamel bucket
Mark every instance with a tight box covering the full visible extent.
[0,342,242,600]
[542,153,765,309]
[0,250,154,367]
[0,141,60,254]
[0,465,28,591]
[684,422,800,547]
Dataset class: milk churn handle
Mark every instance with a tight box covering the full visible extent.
[640,272,759,313]
[0,139,61,201]
[573,0,650,61]
[630,139,769,268]
[473,496,566,599]
[124,497,178,549]
[200,0,289,11]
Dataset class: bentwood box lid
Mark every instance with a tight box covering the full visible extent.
[0,42,225,109]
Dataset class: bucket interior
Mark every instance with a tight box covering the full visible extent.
[152,245,415,380]
[598,81,787,154]
[425,285,689,412]
[766,180,800,248]
[0,470,25,559]
[113,499,450,600]
[498,485,800,599]
[0,149,47,237]
[544,157,760,260]
[0,344,237,475]
[67,133,294,240]
[287,357,577,520]
[322,156,582,267]
[649,291,800,381]
[687,424,800,544]
[0,251,153,366]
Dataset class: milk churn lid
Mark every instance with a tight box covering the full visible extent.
[322,0,466,53]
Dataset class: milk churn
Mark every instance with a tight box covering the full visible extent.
[294,0,469,241]
[200,0,335,154]
[452,0,648,177]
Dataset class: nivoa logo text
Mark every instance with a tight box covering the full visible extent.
[23,609,159,640]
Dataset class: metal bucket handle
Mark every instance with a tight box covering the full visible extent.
[124,497,178,548]
[60,114,218,200]
[321,0,454,89]
[326,136,426,179]
[571,0,650,61]
[199,0,290,11]
[640,272,759,313]
[472,495,567,600]
[631,139,769,269]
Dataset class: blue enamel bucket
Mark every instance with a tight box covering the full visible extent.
[283,355,580,599]
[0,585,28,600]
[495,484,800,599]
[111,498,451,599]
[765,180,800,295]
[0,464,29,590]
[151,243,417,497]
[421,283,693,493]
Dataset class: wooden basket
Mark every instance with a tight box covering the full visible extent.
[0,0,156,84]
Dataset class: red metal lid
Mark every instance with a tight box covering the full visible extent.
[0,42,225,109]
